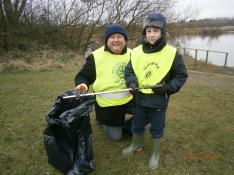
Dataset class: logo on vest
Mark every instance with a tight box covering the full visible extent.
[112,62,126,85]
[144,62,159,79]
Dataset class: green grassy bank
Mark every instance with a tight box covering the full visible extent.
[0,69,233,175]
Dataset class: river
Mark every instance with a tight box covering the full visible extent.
[180,32,234,67]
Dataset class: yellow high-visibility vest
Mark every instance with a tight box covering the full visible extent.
[93,46,133,107]
[131,44,176,94]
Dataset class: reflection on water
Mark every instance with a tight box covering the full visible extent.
[179,33,234,67]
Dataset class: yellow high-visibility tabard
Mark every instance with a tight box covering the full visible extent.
[131,44,176,94]
[93,46,133,107]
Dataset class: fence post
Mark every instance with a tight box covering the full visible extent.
[205,50,209,64]
[194,49,198,66]
[224,52,228,67]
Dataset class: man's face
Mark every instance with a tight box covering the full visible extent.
[107,33,126,54]
[145,27,161,44]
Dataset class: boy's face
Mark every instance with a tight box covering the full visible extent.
[107,33,126,54]
[145,27,161,44]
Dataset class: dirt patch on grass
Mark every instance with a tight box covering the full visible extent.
[188,70,234,88]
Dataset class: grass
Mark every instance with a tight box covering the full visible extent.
[0,67,233,175]
[183,55,234,76]
[0,49,84,73]
[1,48,233,76]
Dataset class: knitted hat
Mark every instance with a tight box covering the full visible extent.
[104,24,128,41]
[142,12,167,35]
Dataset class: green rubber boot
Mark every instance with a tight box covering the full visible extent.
[148,139,160,169]
[122,134,144,156]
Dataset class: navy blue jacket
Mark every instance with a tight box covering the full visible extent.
[124,38,188,109]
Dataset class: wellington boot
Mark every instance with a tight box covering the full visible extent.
[148,139,160,169]
[122,134,144,156]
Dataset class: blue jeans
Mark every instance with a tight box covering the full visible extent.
[132,106,166,139]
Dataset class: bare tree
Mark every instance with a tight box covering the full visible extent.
[1,0,27,26]
[0,0,27,50]
[0,0,184,51]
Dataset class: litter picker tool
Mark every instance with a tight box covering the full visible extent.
[62,84,164,99]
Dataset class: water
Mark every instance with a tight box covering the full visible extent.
[180,33,234,67]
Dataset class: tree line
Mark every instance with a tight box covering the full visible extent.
[0,0,177,52]
[177,17,234,28]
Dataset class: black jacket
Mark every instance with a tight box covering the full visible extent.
[124,37,188,109]
[75,54,96,87]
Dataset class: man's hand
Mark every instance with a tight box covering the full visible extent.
[75,83,88,92]
[152,82,169,94]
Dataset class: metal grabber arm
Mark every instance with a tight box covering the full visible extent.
[62,84,164,99]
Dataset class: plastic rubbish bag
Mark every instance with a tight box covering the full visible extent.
[44,90,95,175]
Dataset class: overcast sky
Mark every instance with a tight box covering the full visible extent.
[177,0,234,19]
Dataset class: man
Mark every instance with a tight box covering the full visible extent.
[75,24,133,141]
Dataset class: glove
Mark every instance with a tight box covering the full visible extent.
[152,82,169,94]
[75,83,88,91]
[128,83,138,96]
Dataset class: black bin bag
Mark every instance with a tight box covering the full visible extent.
[44,90,96,175]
